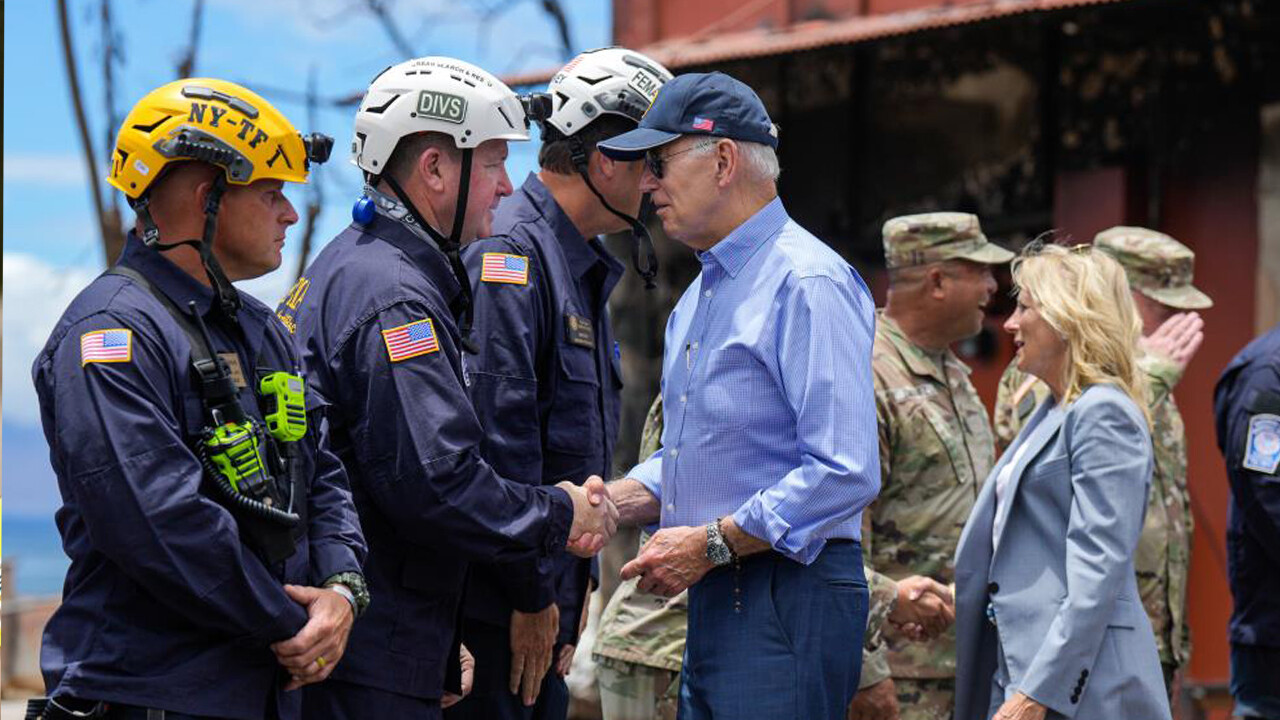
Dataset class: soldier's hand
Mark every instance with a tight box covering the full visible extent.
[555,643,575,677]
[848,678,899,720]
[561,476,619,557]
[1140,311,1204,371]
[887,576,953,641]
[619,525,711,597]
[442,643,476,709]
[509,604,560,706]
[272,584,355,691]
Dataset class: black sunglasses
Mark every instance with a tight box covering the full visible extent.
[644,140,717,179]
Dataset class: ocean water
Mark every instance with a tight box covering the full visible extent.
[3,514,69,598]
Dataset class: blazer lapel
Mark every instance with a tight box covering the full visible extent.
[990,397,1066,566]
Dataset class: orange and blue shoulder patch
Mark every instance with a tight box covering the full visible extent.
[81,328,132,365]
[382,318,439,362]
[480,253,529,285]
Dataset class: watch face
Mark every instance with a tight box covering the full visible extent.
[706,524,733,566]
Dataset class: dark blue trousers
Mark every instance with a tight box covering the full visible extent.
[443,618,570,720]
[678,540,867,720]
[1231,644,1280,719]
[302,677,440,719]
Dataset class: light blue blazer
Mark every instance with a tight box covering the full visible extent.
[953,384,1171,720]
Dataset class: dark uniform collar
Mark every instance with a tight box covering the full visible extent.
[118,231,219,316]
[363,211,464,307]
[876,311,971,385]
[516,173,626,282]
[116,231,272,363]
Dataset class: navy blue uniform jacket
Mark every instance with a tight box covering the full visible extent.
[1215,323,1280,648]
[462,174,623,645]
[32,234,367,720]
[277,209,574,700]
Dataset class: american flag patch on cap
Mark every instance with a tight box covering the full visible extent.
[81,328,133,365]
[480,253,529,285]
[382,318,440,362]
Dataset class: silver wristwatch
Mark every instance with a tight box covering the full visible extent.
[705,518,737,567]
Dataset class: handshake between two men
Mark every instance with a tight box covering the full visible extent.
[559,475,621,557]
[266,475,619,699]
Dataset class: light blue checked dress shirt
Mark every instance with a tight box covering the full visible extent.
[628,198,880,564]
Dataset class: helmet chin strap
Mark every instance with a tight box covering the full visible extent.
[129,174,242,320]
[379,147,479,354]
[569,135,659,290]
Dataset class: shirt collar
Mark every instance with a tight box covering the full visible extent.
[117,231,271,362]
[361,187,462,304]
[365,184,446,250]
[877,311,971,384]
[118,231,218,316]
[518,173,607,280]
[702,196,788,278]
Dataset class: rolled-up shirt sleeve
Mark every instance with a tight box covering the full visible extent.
[731,273,880,564]
[628,448,664,499]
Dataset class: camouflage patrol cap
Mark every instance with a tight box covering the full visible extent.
[882,212,1014,269]
[1094,226,1213,309]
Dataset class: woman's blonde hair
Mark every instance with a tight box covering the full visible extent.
[1012,243,1151,425]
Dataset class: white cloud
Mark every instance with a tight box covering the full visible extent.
[0,250,308,427]
[4,154,91,187]
[3,254,100,425]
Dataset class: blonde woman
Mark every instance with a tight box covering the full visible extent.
[952,243,1172,720]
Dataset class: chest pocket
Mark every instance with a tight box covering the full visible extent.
[902,393,974,484]
[698,346,757,432]
[547,344,602,456]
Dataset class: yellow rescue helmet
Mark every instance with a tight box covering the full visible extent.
[108,78,332,199]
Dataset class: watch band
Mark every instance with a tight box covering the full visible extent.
[323,571,370,617]
[706,518,738,567]
[327,583,358,616]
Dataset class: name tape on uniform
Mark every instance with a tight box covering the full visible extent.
[480,253,529,285]
[81,328,132,365]
[382,318,440,362]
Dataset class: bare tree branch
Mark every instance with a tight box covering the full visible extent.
[100,0,122,220]
[59,0,124,266]
[364,0,416,58]
[176,0,206,78]
[294,66,325,284]
[538,0,574,59]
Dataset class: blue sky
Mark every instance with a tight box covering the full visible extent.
[3,0,610,515]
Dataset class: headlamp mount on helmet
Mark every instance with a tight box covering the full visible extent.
[520,92,554,129]
[303,133,334,167]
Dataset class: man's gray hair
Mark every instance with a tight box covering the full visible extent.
[739,140,781,183]
[690,138,781,183]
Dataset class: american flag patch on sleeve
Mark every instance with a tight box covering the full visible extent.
[382,318,440,362]
[81,328,133,365]
[480,253,529,285]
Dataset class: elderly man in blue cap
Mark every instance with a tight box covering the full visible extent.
[600,72,881,719]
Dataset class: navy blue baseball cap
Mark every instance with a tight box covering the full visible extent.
[597,72,778,160]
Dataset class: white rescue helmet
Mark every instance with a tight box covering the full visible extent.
[352,56,531,176]
[544,47,673,137]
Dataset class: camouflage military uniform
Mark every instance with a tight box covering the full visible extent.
[864,313,997,719]
[861,213,1011,720]
[993,226,1212,695]
[595,397,902,720]
[595,396,684,720]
